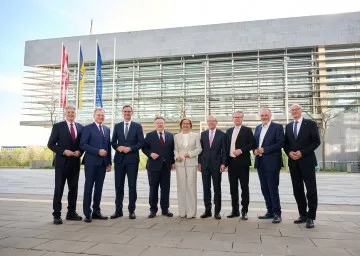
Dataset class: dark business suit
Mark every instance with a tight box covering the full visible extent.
[254,122,284,215]
[80,122,111,217]
[226,126,254,214]
[142,130,174,213]
[284,118,320,220]
[112,121,144,213]
[198,129,227,215]
[47,121,83,218]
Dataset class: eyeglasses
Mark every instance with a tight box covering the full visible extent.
[290,108,301,112]
[233,116,243,119]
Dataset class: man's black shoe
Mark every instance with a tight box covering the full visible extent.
[129,212,136,219]
[258,212,274,219]
[200,211,212,219]
[294,216,307,224]
[92,212,108,220]
[241,213,248,221]
[66,212,83,221]
[84,216,92,223]
[148,212,156,218]
[162,211,173,217]
[306,218,315,229]
[272,214,282,224]
[110,210,123,219]
[214,213,221,220]
[53,216,63,225]
[227,211,240,218]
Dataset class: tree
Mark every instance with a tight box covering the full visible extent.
[42,98,59,127]
[305,105,357,170]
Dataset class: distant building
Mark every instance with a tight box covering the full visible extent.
[22,12,360,162]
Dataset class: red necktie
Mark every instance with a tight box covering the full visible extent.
[70,123,76,142]
[159,132,165,147]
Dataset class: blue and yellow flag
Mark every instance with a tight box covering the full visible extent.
[78,46,85,109]
[95,43,103,108]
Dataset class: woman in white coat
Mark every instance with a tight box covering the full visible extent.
[174,118,202,218]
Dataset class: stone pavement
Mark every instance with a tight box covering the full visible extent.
[0,169,360,255]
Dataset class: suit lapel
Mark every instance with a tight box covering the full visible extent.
[62,121,73,143]
[296,119,306,140]
[262,122,274,145]
[255,125,261,145]
[204,130,210,148]
[119,122,125,140]
[289,121,296,141]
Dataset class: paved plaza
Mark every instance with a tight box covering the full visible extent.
[0,169,360,255]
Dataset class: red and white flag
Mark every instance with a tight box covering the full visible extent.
[60,44,69,108]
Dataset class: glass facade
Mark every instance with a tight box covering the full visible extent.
[22,44,360,128]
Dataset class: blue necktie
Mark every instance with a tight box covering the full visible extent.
[124,123,129,139]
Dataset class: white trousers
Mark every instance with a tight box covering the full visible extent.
[176,166,197,218]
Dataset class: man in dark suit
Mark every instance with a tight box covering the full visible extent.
[284,104,320,229]
[47,105,84,225]
[254,108,284,224]
[226,111,254,220]
[198,115,227,220]
[111,105,144,220]
[142,117,175,218]
[80,108,112,223]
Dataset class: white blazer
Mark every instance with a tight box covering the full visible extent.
[174,132,202,167]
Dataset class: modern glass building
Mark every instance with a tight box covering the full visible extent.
[22,12,360,162]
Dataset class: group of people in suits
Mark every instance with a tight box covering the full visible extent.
[48,103,320,229]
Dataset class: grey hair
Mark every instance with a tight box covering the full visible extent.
[65,105,76,111]
[232,110,244,118]
[207,115,217,121]
[260,108,272,115]
[93,107,105,114]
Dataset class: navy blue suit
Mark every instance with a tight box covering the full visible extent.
[111,121,144,213]
[80,122,111,217]
[142,130,174,213]
[284,118,320,219]
[254,122,284,215]
[47,121,84,218]
[198,129,227,214]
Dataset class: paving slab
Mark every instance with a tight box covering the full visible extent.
[83,242,148,256]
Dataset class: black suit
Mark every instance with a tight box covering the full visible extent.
[284,118,320,220]
[112,121,144,213]
[142,130,175,213]
[198,129,227,214]
[225,126,254,214]
[47,121,84,218]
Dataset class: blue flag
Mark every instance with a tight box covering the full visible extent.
[96,43,103,107]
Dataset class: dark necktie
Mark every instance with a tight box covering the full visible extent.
[124,123,129,139]
[294,121,298,140]
[99,124,104,137]
[159,132,165,147]
[70,123,76,142]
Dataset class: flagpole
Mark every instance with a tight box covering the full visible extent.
[58,43,64,123]
[94,40,98,109]
[111,37,116,130]
[75,41,81,112]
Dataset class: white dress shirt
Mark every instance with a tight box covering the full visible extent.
[259,121,271,148]
[292,117,303,137]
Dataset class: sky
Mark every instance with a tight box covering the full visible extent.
[1,0,360,146]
